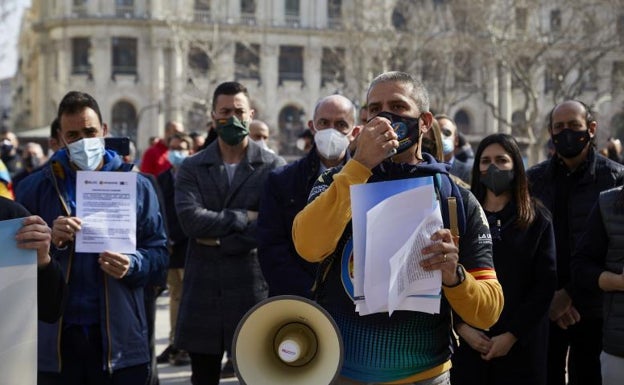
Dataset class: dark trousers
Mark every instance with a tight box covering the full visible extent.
[144,285,163,385]
[38,325,150,385]
[547,318,602,385]
[189,352,222,385]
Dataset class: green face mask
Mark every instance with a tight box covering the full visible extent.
[215,116,249,146]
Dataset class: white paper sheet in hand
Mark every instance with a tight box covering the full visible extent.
[75,171,137,254]
[362,183,438,315]
[388,206,443,315]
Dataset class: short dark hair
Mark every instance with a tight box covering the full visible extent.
[211,82,250,111]
[57,91,103,128]
[50,118,60,140]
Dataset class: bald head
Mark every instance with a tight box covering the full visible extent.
[313,95,357,125]
[548,100,594,132]
[165,121,184,138]
[249,120,270,142]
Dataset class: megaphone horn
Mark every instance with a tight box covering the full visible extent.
[232,295,344,385]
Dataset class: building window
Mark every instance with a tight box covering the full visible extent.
[511,56,531,89]
[515,7,527,31]
[454,51,472,84]
[321,47,345,86]
[550,9,561,33]
[454,109,471,134]
[612,61,624,93]
[511,110,527,137]
[279,46,303,83]
[451,6,468,32]
[544,60,564,93]
[240,0,256,24]
[392,0,409,31]
[188,46,211,76]
[72,0,87,16]
[235,43,260,80]
[328,0,342,28]
[110,101,137,145]
[194,0,211,22]
[71,37,91,75]
[278,104,306,155]
[112,37,137,75]
[581,66,599,92]
[116,0,134,17]
[285,0,300,26]
[618,14,624,44]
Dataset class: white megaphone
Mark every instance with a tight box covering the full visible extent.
[232,295,344,385]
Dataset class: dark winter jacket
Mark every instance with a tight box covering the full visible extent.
[15,149,168,373]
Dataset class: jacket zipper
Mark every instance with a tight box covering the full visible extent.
[104,273,113,375]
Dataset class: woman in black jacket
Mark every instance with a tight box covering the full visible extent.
[451,133,557,385]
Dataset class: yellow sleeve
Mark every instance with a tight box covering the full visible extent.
[443,267,504,330]
[0,182,13,200]
[292,159,372,262]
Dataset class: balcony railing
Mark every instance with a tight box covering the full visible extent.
[116,6,135,18]
[194,9,212,23]
[240,12,256,25]
[284,14,300,27]
[71,4,88,17]
[327,17,342,29]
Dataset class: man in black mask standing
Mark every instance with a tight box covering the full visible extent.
[527,100,624,385]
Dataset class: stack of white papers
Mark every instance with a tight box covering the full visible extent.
[350,177,443,316]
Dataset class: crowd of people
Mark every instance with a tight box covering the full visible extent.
[2,71,624,385]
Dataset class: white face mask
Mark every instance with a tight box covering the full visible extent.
[314,128,350,160]
[67,137,105,170]
[252,139,269,150]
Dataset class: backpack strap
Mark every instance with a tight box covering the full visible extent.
[447,196,460,246]
[434,173,466,238]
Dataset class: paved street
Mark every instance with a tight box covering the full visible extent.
[155,291,240,385]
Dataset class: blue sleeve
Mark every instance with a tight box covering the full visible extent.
[122,175,169,287]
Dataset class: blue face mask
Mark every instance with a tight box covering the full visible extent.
[442,137,455,155]
[67,137,105,171]
[167,150,188,168]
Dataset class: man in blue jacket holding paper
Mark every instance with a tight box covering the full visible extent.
[16,91,168,385]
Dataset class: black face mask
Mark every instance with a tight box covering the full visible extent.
[24,156,41,169]
[0,143,13,157]
[373,111,421,155]
[552,129,590,159]
[480,164,514,196]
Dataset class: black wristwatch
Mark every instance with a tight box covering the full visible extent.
[443,264,466,288]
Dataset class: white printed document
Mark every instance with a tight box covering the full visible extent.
[0,217,37,385]
[75,171,137,254]
[350,177,443,316]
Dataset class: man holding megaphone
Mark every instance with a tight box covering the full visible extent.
[293,71,504,385]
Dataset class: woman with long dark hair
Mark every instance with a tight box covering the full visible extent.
[451,133,557,385]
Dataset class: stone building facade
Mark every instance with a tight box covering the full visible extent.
[10,0,624,162]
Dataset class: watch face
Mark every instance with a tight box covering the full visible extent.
[457,265,466,283]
